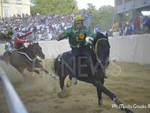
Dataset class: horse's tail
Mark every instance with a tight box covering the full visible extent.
[95,32,110,68]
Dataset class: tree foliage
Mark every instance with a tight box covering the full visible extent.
[78,4,114,31]
[31,1,114,31]
[87,5,114,31]
[31,0,78,15]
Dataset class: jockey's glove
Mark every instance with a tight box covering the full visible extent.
[86,37,94,45]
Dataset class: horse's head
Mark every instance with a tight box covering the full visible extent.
[29,43,45,59]
[93,32,110,69]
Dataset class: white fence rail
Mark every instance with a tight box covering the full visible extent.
[0,67,29,113]
[0,34,150,64]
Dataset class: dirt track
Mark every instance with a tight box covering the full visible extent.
[0,59,150,113]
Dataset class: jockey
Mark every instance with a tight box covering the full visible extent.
[14,31,32,50]
[7,26,13,40]
[4,26,13,52]
[56,16,96,85]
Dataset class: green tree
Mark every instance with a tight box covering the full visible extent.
[31,1,114,31]
[91,5,114,31]
[31,0,78,15]
[87,3,96,11]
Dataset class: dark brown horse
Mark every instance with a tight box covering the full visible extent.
[1,43,45,74]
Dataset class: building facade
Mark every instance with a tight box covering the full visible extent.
[114,0,150,23]
[0,0,30,18]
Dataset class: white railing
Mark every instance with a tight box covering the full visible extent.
[0,67,29,113]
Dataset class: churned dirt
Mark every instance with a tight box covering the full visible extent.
[0,59,150,113]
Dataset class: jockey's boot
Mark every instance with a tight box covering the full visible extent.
[72,77,78,85]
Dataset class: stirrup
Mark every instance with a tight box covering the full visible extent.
[72,77,78,85]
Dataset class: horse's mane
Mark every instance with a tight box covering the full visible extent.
[27,43,38,48]
[93,32,110,67]
[28,44,32,48]
[93,32,108,44]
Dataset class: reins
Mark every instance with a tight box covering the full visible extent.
[94,38,107,60]
[16,51,37,62]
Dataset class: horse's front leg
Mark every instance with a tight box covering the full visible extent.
[27,67,40,74]
[58,74,67,98]
[33,69,40,74]
[13,65,24,74]
[96,81,103,106]
[35,59,43,68]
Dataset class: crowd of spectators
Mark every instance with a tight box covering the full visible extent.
[111,15,150,36]
[0,12,90,41]
[1,12,150,41]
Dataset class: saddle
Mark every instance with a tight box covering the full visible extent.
[5,47,36,62]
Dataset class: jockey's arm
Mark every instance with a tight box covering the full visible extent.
[56,28,71,41]
[85,26,96,39]
[21,32,32,39]
[14,36,27,49]
[84,27,96,44]
[14,36,26,44]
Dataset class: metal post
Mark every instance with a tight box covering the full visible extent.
[1,0,3,18]
[0,67,28,113]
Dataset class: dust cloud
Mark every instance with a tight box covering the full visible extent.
[0,59,150,113]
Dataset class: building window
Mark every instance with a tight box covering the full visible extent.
[17,9,22,16]
[3,7,9,17]
[16,0,22,4]
[125,0,132,3]
[3,0,8,3]
[116,0,123,6]
[16,0,22,3]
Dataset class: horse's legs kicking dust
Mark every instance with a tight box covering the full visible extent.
[96,81,103,106]
[58,75,67,98]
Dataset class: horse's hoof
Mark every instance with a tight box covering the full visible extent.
[98,99,103,106]
[66,79,72,88]
[35,70,40,74]
[66,83,70,88]
[126,109,134,113]
[57,91,65,98]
